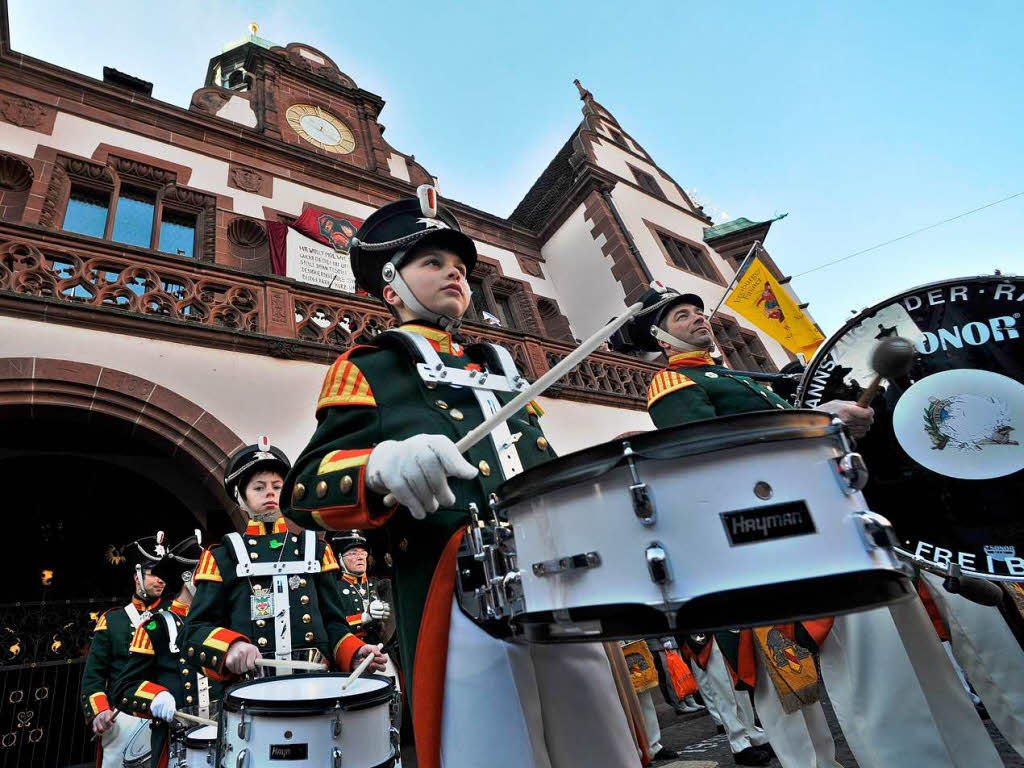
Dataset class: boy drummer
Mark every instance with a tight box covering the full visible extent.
[282,187,640,768]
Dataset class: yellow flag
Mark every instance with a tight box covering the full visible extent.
[724,255,824,356]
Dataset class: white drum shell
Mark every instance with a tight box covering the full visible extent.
[509,433,900,627]
[184,724,217,767]
[219,675,394,768]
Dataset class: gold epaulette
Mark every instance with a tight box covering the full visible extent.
[317,355,376,412]
[647,369,696,407]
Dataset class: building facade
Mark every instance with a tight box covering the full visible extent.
[0,6,812,764]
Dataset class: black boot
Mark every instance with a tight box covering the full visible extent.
[733,744,772,766]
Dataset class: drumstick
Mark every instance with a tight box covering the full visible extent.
[856,336,916,407]
[253,658,328,671]
[383,302,644,505]
[174,711,217,727]
[341,643,382,690]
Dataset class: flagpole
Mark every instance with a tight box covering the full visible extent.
[705,240,760,323]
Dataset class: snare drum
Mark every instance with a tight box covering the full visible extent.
[219,673,395,768]
[183,724,217,767]
[496,410,914,641]
[121,719,152,767]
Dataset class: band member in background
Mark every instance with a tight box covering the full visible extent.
[181,438,386,683]
[112,534,220,767]
[331,530,392,643]
[620,284,1002,768]
[282,189,640,768]
[620,639,680,762]
[81,542,165,768]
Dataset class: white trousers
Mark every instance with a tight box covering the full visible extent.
[820,604,1003,768]
[690,641,767,754]
[752,653,842,768]
[98,712,147,768]
[439,599,640,768]
[638,690,662,755]
[923,571,1024,758]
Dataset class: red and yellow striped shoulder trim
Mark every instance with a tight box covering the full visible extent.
[322,544,340,573]
[194,549,222,583]
[647,369,696,407]
[93,612,109,632]
[129,624,155,655]
[317,354,376,412]
[525,400,544,418]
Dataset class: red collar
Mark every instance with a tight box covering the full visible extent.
[132,596,162,612]
[342,572,368,585]
[245,518,289,536]
[667,350,715,369]
[402,324,462,356]
[169,599,189,617]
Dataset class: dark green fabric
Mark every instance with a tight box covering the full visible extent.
[284,329,553,699]
[337,574,387,643]
[650,365,791,429]
[180,536,357,674]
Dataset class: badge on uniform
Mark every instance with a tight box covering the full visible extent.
[288,575,302,591]
[250,585,275,620]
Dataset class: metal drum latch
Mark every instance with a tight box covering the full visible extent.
[645,542,672,585]
[623,441,656,525]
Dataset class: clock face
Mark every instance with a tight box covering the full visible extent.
[285,105,356,154]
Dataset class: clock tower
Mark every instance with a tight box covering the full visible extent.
[194,32,434,186]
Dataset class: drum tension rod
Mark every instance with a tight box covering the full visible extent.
[622,441,656,526]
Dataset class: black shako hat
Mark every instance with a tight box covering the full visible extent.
[331,530,369,556]
[610,284,705,353]
[349,185,477,299]
[224,436,291,499]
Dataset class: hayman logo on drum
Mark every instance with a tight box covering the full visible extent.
[721,501,816,546]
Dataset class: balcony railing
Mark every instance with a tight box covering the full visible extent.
[0,222,660,409]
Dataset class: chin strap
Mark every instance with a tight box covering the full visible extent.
[650,324,705,353]
[382,257,462,332]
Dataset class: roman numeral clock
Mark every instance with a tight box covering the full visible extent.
[285,104,356,154]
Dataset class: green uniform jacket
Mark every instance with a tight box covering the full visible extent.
[80,596,163,720]
[179,518,364,680]
[111,601,224,767]
[337,572,385,643]
[282,323,553,690]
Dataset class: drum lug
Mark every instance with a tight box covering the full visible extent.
[331,747,343,767]
[532,552,601,577]
[853,511,899,551]
[645,542,672,585]
[332,705,342,738]
[835,452,869,494]
[235,748,250,768]
[623,441,656,525]
[237,709,250,742]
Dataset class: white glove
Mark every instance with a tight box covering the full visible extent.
[91,708,116,734]
[151,691,176,723]
[368,599,391,621]
[366,435,478,519]
[225,641,260,674]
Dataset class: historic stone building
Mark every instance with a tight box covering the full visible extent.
[0,6,811,764]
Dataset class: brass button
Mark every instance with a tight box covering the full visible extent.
[250,552,259,560]
[294,483,306,501]
[478,460,490,476]
[302,614,312,624]
[299,578,307,587]
[199,652,206,662]
[316,480,328,499]
[435,400,449,410]
[210,656,218,665]
[305,632,315,642]
[181,668,189,676]
[776,403,786,410]
[340,475,353,494]
[122,698,128,705]
[248,539,257,546]
[179,658,186,664]
[256,619,266,628]
[258,637,268,647]
[300,595,310,605]
[185,696,193,704]
[398,538,408,552]
[188,648,194,657]
[450,409,464,421]
[292,536,299,542]
[184,682,192,690]
[294,549,300,555]
[536,437,548,451]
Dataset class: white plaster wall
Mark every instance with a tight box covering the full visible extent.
[215,95,258,128]
[540,204,627,340]
[610,182,793,368]
[0,316,650,463]
[0,114,553,290]
[590,136,690,210]
[386,152,410,182]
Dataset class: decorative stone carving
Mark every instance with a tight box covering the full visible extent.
[111,157,176,185]
[189,87,232,116]
[0,96,48,129]
[230,166,263,193]
[227,217,268,248]
[515,253,544,278]
[0,155,33,191]
[37,163,68,228]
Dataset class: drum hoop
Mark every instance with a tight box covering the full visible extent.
[222,672,394,715]
[184,724,218,748]
[122,720,152,761]
[796,274,1020,404]
[497,410,840,510]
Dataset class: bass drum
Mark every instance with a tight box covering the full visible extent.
[797,275,1024,579]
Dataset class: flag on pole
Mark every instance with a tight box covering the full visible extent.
[724,247,824,357]
[267,207,364,293]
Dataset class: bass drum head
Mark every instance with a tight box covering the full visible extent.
[798,275,1024,579]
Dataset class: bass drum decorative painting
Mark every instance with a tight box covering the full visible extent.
[797,275,1024,579]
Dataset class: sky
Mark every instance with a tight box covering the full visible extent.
[8,0,1022,335]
